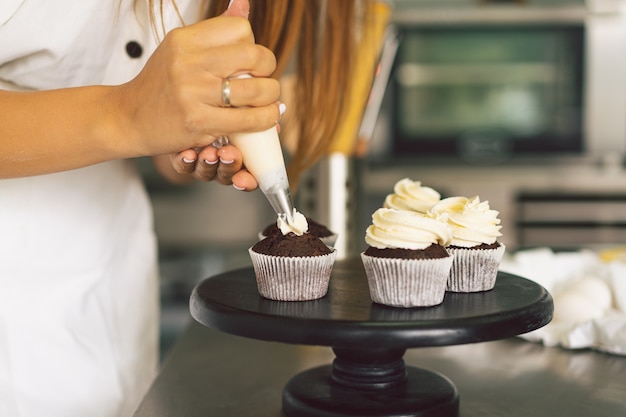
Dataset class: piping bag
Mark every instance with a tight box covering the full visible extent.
[219,0,295,224]
[227,75,295,224]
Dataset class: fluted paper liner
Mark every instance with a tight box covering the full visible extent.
[446,244,506,292]
[361,253,454,308]
[249,248,337,301]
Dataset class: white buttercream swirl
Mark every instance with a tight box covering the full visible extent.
[430,196,502,247]
[383,178,441,213]
[277,209,308,236]
[365,208,452,250]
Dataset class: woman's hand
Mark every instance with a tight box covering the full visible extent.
[0,0,279,179]
[117,0,280,159]
[153,143,258,190]
[150,0,266,191]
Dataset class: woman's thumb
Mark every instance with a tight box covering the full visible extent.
[223,0,250,18]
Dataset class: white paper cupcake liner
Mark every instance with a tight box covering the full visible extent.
[446,244,506,293]
[360,253,454,308]
[249,248,337,301]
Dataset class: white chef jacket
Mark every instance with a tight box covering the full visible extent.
[0,1,201,417]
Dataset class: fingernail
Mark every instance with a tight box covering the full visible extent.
[204,159,218,165]
[183,157,195,164]
[219,158,234,165]
[227,0,234,8]
[279,102,287,116]
[233,183,246,191]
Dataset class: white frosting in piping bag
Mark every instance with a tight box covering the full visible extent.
[226,74,295,222]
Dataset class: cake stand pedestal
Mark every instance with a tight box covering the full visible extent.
[190,258,553,417]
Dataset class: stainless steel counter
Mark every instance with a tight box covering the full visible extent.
[134,320,626,417]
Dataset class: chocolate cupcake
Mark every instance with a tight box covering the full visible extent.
[361,208,453,307]
[250,211,337,301]
[430,196,505,292]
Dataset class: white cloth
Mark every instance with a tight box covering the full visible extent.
[499,247,626,356]
[0,1,200,416]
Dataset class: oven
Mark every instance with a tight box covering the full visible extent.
[371,0,626,164]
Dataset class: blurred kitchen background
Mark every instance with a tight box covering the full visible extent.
[143,0,626,359]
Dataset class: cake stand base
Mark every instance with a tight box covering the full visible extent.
[282,347,459,417]
[190,260,554,417]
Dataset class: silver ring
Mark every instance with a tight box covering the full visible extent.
[210,136,230,149]
[221,78,231,107]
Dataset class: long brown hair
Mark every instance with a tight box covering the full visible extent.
[147,0,372,188]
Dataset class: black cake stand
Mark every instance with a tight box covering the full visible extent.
[190,257,553,417]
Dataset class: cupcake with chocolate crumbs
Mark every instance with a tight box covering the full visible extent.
[250,210,337,301]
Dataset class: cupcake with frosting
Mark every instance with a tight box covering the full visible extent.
[259,216,337,248]
[383,178,441,214]
[430,196,504,292]
[249,209,337,301]
[361,208,453,307]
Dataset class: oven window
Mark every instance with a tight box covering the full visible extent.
[393,25,584,161]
